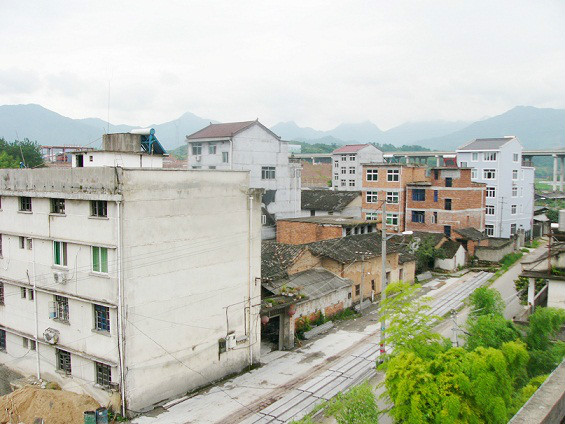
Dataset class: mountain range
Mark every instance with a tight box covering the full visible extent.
[0,104,563,151]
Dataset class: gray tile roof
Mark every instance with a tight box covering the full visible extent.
[262,268,351,299]
[453,227,487,241]
[301,190,361,212]
[440,240,462,258]
[457,137,515,151]
[262,241,305,281]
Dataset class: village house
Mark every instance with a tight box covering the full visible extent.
[300,189,362,218]
[0,131,262,415]
[186,120,301,239]
[332,144,383,191]
[276,216,377,245]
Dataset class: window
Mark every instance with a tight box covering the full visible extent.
[0,283,3,305]
[262,214,268,224]
[513,153,519,162]
[192,166,202,169]
[386,213,399,226]
[486,187,496,198]
[412,189,425,201]
[434,190,438,202]
[355,284,360,296]
[349,180,355,187]
[349,155,355,161]
[511,205,517,215]
[53,241,68,266]
[444,225,451,238]
[341,155,347,161]
[483,169,496,179]
[22,337,36,350]
[486,205,495,215]
[50,198,66,214]
[334,173,338,181]
[412,211,425,223]
[76,155,84,167]
[371,280,375,291]
[28,289,34,301]
[349,167,355,174]
[19,197,32,212]
[340,180,346,187]
[512,187,518,197]
[92,246,108,273]
[91,201,107,218]
[21,287,26,299]
[365,212,378,220]
[484,152,497,161]
[471,168,477,179]
[0,234,2,257]
[96,362,112,387]
[387,169,400,182]
[431,212,437,224]
[485,225,494,236]
[208,166,216,170]
[30,339,36,350]
[19,237,25,249]
[208,143,217,154]
[366,169,379,181]
[510,224,517,236]
[334,160,339,168]
[89,155,94,162]
[460,162,467,168]
[26,238,32,250]
[94,304,110,332]
[512,170,518,180]
[191,143,202,155]
[341,167,347,175]
[445,177,452,187]
[57,349,72,375]
[386,192,399,204]
[433,169,439,179]
[366,191,378,203]
[445,199,452,210]
[54,295,69,322]
[222,152,229,163]
[472,152,479,161]
[0,330,5,351]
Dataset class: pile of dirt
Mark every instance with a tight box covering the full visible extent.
[0,386,100,424]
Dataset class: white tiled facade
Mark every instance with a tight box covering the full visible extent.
[331,145,384,191]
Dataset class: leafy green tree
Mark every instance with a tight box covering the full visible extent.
[413,237,446,273]
[325,383,380,424]
[465,314,522,351]
[0,151,19,168]
[526,307,565,351]
[0,138,44,168]
[468,287,505,318]
[514,276,546,305]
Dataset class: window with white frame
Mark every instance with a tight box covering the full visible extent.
[511,205,517,215]
[94,304,110,332]
[208,143,217,154]
[483,169,496,179]
[261,167,276,180]
[510,224,517,235]
[472,152,479,161]
[486,205,495,215]
[341,167,347,174]
[222,152,229,163]
[431,211,437,224]
[484,152,497,161]
[471,168,477,179]
[334,173,338,181]
[365,212,378,220]
[92,246,108,273]
[53,241,67,266]
[485,225,494,236]
[386,213,399,226]
[341,155,347,161]
[349,155,355,161]
[366,191,378,203]
[349,180,355,187]
[512,170,518,180]
[512,187,518,197]
[513,153,519,162]
[486,187,496,198]
[261,215,267,225]
[386,192,399,204]
[366,169,378,181]
[349,167,355,174]
[191,143,202,155]
[460,162,467,168]
[387,169,400,182]
[53,295,69,322]
[334,160,339,168]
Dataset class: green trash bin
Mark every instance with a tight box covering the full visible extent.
[96,407,108,424]
[84,411,96,424]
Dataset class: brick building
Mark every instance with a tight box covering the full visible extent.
[361,164,427,232]
[405,167,486,237]
[276,216,377,245]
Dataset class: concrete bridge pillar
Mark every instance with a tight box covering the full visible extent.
[553,154,559,192]
[405,155,410,164]
[435,155,441,167]
[561,157,565,192]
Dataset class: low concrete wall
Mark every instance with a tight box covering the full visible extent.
[509,359,565,424]
[475,238,516,262]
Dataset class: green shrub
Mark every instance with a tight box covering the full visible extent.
[332,308,360,321]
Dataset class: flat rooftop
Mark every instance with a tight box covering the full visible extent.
[278,216,373,226]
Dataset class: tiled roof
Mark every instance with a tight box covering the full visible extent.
[187,121,258,140]
[457,137,516,151]
[262,268,351,299]
[453,227,487,241]
[262,241,305,280]
[440,240,462,258]
[332,144,371,154]
[301,190,361,212]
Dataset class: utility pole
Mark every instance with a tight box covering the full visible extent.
[380,201,387,356]
[360,254,365,309]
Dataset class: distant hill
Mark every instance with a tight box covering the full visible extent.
[414,106,565,150]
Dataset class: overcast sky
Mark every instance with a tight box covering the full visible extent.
[1,1,563,130]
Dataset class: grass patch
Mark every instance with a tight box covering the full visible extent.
[488,251,524,284]
[332,308,361,321]
[525,239,541,249]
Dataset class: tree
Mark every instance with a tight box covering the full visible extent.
[526,307,565,351]
[465,314,522,351]
[0,151,18,168]
[0,138,44,168]
[468,287,505,318]
[325,383,380,424]
[413,237,446,273]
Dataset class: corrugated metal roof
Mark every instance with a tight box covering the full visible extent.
[457,137,516,151]
[332,144,371,154]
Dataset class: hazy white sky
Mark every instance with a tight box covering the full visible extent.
[1,0,563,130]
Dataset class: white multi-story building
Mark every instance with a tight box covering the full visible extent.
[331,144,383,191]
[0,132,261,415]
[186,120,301,239]
[457,136,534,238]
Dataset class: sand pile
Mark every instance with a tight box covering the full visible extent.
[0,386,100,424]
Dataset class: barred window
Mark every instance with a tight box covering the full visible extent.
[95,362,112,387]
[261,167,276,180]
[57,349,71,374]
[366,191,378,203]
[19,197,32,212]
[94,304,110,332]
[91,201,107,217]
[50,198,66,214]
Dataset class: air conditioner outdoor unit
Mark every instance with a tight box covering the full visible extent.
[43,328,60,345]
[226,333,236,350]
[53,271,68,285]
[195,155,201,162]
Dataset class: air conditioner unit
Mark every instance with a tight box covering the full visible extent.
[195,155,201,162]
[226,333,236,350]
[43,328,60,345]
[53,271,68,285]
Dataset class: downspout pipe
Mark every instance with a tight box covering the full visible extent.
[116,200,126,417]
[248,194,253,366]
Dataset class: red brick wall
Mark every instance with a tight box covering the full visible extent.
[276,221,343,244]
